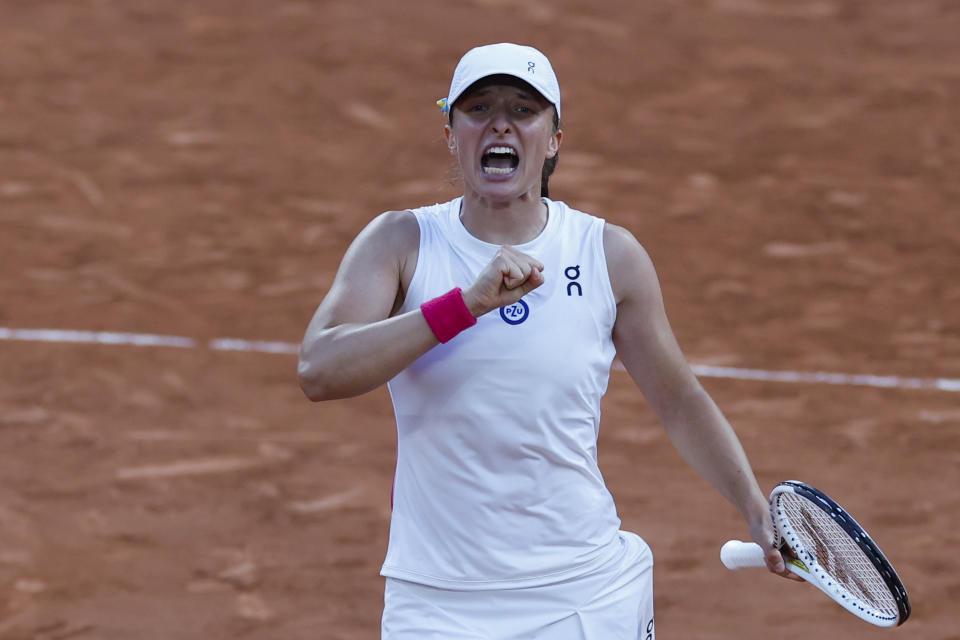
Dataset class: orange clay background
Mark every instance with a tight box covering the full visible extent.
[1,1,959,638]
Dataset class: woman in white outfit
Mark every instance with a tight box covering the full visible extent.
[298,43,793,639]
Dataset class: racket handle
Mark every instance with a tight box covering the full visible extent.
[720,540,767,570]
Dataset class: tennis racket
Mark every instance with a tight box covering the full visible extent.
[720,480,910,627]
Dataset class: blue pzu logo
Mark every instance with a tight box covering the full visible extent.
[500,299,529,325]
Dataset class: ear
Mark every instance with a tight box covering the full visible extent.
[444,125,457,155]
[546,128,562,159]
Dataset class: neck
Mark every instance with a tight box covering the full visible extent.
[459,188,548,245]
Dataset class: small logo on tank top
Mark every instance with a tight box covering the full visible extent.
[565,265,583,296]
[500,299,529,325]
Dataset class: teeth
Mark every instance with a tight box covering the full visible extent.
[483,166,514,175]
[486,146,516,155]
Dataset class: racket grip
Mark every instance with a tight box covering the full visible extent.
[720,540,767,570]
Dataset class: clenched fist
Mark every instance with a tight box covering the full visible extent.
[462,246,545,318]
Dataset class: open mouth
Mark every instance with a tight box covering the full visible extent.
[481,145,519,175]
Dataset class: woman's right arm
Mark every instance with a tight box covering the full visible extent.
[297,210,438,401]
[298,210,546,401]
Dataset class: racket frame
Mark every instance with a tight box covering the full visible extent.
[771,480,911,627]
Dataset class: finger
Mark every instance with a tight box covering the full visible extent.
[498,247,543,283]
[502,266,527,289]
[766,549,802,581]
[516,267,545,295]
[501,259,532,290]
[765,546,786,574]
[504,247,543,275]
[494,251,522,284]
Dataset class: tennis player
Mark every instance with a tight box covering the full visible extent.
[298,42,792,639]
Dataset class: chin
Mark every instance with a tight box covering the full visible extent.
[471,174,537,203]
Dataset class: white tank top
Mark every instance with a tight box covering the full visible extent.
[382,197,622,589]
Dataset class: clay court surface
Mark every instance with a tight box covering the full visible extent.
[2,1,959,638]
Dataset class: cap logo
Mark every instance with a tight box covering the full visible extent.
[527,61,535,73]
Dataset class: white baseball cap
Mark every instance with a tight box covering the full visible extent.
[439,43,561,120]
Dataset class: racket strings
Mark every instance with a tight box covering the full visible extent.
[779,494,898,618]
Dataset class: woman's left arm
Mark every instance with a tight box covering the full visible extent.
[604,222,792,578]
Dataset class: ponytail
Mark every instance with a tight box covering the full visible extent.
[540,109,561,198]
[541,154,559,198]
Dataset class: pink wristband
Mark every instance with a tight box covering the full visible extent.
[420,288,477,343]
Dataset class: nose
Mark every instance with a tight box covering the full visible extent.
[489,106,512,134]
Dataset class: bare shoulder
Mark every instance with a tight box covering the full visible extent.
[344,209,419,278]
[371,208,420,236]
[357,209,420,256]
[602,221,660,305]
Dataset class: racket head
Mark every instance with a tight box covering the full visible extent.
[770,480,911,627]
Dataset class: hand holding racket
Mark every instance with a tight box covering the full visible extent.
[721,480,911,627]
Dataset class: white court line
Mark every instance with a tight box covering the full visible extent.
[0,327,196,349]
[209,337,299,355]
[3,326,959,393]
[688,364,960,393]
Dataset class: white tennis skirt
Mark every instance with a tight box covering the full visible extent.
[381,530,655,640]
